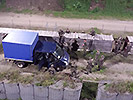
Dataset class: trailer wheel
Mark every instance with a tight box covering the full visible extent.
[16,62,25,68]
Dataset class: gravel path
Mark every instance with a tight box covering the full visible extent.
[0,12,133,33]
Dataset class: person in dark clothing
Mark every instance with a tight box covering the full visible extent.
[70,61,78,78]
[114,41,120,54]
[90,29,96,36]
[65,28,71,34]
[97,55,105,71]
[86,58,94,73]
[65,39,72,53]
[71,40,79,60]
[58,29,65,47]
[71,40,79,52]
[83,39,88,56]
[58,29,64,37]
[89,40,93,51]
[122,42,132,57]
[59,36,65,48]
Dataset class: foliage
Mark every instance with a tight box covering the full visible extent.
[63,81,69,87]
[63,0,91,12]
[0,0,6,10]
[80,82,98,100]
[55,0,133,20]
[0,43,3,53]
[105,81,133,93]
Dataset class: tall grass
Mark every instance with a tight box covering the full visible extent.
[56,0,133,20]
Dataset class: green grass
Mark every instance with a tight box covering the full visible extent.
[80,82,98,100]
[0,0,132,20]
[0,43,3,53]
[104,53,133,64]
[0,0,6,10]
[105,81,133,93]
[49,0,133,20]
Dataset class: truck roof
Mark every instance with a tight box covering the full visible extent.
[2,30,38,45]
[35,41,56,53]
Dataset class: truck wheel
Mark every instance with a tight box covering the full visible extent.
[17,62,25,68]
[55,66,64,72]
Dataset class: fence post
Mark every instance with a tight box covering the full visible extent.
[79,24,80,31]
[102,24,104,31]
[46,22,48,31]
[29,19,31,28]
[124,26,126,34]
[11,17,14,27]
[55,22,57,31]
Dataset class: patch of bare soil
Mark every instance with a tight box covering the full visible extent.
[89,0,105,11]
[0,54,13,72]
[6,0,63,11]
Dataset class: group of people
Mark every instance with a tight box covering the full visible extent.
[58,29,79,52]
[57,29,132,75]
[113,37,132,57]
[86,50,105,73]
[58,28,96,52]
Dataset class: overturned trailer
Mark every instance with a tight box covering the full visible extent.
[127,36,133,54]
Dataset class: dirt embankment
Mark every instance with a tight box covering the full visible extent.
[6,0,63,11]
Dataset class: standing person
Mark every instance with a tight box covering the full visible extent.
[58,29,64,37]
[65,39,72,53]
[117,37,122,52]
[94,50,100,66]
[90,28,96,36]
[114,41,119,54]
[71,39,79,52]
[58,29,64,42]
[70,61,78,78]
[86,58,94,73]
[95,50,100,59]
[60,36,65,48]
[58,29,65,48]
[97,55,105,71]
[122,42,132,57]
[89,40,93,51]
[71,39,79,60]
[65,28,71,34]
[83,39,88,56]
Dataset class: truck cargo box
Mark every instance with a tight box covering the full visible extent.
[2,31,39,62]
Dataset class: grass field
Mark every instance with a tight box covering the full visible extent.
[0,0,133,20]
[50,0,133,20]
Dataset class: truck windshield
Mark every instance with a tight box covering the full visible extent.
[52,44,64,59]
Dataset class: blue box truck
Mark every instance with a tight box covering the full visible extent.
[2,30,69,71]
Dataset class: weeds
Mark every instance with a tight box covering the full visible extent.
[105,81,133,93]
[63,81,69,87]
[51,0,133,20]
[80,82,98,100]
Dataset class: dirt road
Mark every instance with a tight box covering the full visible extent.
[0,12,133,33]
